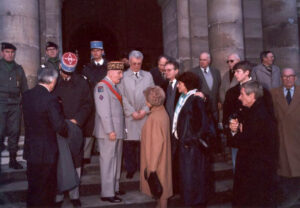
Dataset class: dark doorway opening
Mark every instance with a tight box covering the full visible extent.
[62,0,163,71]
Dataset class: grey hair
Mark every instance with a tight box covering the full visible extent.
[281,68,296,76]
[229,53,240,60]
[200,52,211,60]
[37,66,58,84]
[241,80,264,99]
[143,86,165,106]
[129,50,143,60]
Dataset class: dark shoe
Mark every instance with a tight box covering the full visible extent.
[70,199,81,207]
[53,201,63,208]
[115,190,126,195]
[101,196,122,203]
[126,172,135,179]
[9,160,23,169]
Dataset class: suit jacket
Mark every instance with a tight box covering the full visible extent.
[22,85,68,164]
[271,86,300,177]
[219,70,238,104]
[118,69,154,140]
[251,63,281,90]
[150,67,168,87]
[162,80,180,124]
[190,66,221,120]
[94,77,125,139]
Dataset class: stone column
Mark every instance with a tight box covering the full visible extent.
[262,0,300,75]
[0,0,40,88]
[158,0,192,71]
[207,0,245,76]
[39,0,63,61]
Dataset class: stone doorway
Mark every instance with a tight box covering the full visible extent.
[61,0,164,70]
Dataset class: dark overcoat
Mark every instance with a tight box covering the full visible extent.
[176,95,213,206]
[230,98,278,207]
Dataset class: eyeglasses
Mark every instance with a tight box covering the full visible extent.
[282,75,296,79]
[226,60,234,64]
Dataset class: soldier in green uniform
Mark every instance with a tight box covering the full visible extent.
[0,42,28,169]
[44,41,60,71]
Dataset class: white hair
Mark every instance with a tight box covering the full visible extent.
[37,67,58,84]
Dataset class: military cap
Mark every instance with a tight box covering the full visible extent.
[46,41,58,49]
[1,42,17,51]
[90,41,103,49]
[61,52,78,73]
[107,61,124,71]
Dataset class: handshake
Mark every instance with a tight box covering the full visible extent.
[228,113,243,133]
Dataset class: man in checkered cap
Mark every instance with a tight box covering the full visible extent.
[52,52,93,207]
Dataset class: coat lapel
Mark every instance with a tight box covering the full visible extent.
[286,86,300,114]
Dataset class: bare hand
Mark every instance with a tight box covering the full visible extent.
[239,123,243,133]
[195,92,206,100]
[138,110,146,119]
[229,118,239,133]
[132,112,140,120]
[69,119,78,125]
[109,132,116,141]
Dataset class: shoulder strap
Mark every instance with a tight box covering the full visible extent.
[100,80,122,105]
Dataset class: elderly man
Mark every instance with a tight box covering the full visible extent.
[0,42,28,170]
[44,41,60,71]
[53,52,93,207]
[150,55,169,87]
[229,80,277,207]
[271,68,300,208]
[119,50,154,179]
[94,61,125,203]
[219,53,239,104]
[82,41,108,164]
[191,52,221,123]
[251,50,281,90]
[22,66,68,207]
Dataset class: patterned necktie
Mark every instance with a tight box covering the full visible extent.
[286,89,292,105]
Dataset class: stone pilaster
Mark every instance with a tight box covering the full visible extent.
[207,0,245,76]
[0,0,40,88]
[262,0,300,75]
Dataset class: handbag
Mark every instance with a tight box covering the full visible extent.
[144,169,163,199]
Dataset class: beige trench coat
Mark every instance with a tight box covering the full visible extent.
[271,86,300,177]
[140,105,173,199]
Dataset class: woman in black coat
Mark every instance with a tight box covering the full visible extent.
[172,72,213,206]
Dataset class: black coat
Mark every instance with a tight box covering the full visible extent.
[230,98,278,207]
[22,85,68,164]
[52,73,93,128]
[176,95,213,206]
[81,61,107,136]
[150,67,168,87]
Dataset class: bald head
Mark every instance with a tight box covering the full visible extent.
[199,52,211,68]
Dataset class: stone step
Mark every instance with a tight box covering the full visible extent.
[0,190,233,208]
[0,168,233,204]
[0,159,233,183]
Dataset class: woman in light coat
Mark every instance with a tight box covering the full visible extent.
[140,86,173,208]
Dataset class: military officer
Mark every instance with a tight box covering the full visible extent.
[0,42,28,169]
[44,41,60,71]
[82,40,108,164]
[94,61,125,203]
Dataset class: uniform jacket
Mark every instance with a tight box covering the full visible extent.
[0,59,28,104]
[81,60,108,136]
[219,70,238,104]
[118,69,154,140]
[44,57,60,72]
[230,98,278,207]
[150,67,168,87]
[94,77,125,139]
[52,73,93,128]
[190,66,221,120]
[140,105,173,200]
[22,85,68,164]
[271,86,300,177]
[251,63,281,90]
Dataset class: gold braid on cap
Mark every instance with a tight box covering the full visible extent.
[107,61,124,71]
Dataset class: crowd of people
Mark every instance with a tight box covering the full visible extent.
[0,40,300,208]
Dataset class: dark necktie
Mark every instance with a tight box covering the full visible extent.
[167,81,173,96]
[135,72,139,78]
[286,89,292,105]
[204,68,207,73]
